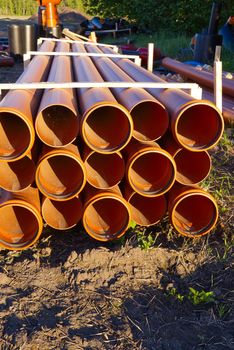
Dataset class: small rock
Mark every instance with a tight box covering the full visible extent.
[0,273,11,285]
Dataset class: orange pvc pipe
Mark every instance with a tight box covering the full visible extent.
[0,154,36,192]
[36,42,79,147]
[202,88,234,126]
[124,183,167,226]
[0,41,55,161]
[168,184,218,237]
[99,47,224,152]
[83,44,169,142]
[82,185,131,241]
[163,135,211,185]
[0,187,43,250]
[72,43,133,153]
[36,144,86,200]
[42,196,83,230]
[162,57,234,98]
[83,145,125,189]
[124,139,176,197]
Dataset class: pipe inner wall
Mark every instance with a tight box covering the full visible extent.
[84,152,125,189]
[131,101,168,142]
[128,151,176,196]
[36,104,78,147]
[172,194,218,237]
[176,103,224,151]
[36,154,86,200]
[83,104,132,153]
[0,111,32,160]
[0,156,36,191]
[174,149,211,185]
[128,193,167,226]
[83,196,130,241]
[0,204,42,249]
[42,197,83,229]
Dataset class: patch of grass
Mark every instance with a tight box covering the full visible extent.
[167,287,185,302]
[167,287,216,305]
[101,32,233,71]
[188,287,215,305]
[137,231,156,250]
[216,303,232,319]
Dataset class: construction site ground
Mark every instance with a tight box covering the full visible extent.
[0,15,234,350]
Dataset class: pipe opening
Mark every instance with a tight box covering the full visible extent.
[42,197,83,229]
[0,156,36,191]
[36,105,79,147]
[129,152,176,196]
[0,112,31,160]
[172,194,218,236]
[0,205,40,248]
[83,105,132,152]
[37,155,85,199]
[174,150,211,185]
[85,152,125,189]
[131,101,168,141]
[83,197,130,240]
[129,193,167,226]
[176,104,223,150]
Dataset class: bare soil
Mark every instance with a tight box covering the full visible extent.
[0,19,233,350]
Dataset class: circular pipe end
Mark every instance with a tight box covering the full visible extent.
[42,197,83,230]
[171,192,218,237]
[83,195,131,241]
[36,153,86,200]
[174,102,224,151]
[36,105,79,147]
[131,101,169,142]
[128,192,167,226]
[0,156,36,192]
[0,202,43,250]
[84,151,125,189]
[127,149,176,197]
[82,103,133,153]
[174,149,211,185]
[0,110,35,161]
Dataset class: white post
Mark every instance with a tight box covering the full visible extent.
[147,43,154,72]
[214,46,222,112]
[113,46,119,53]
[23,53,31,69]
[191,86,203,100]
[135,57,142,67]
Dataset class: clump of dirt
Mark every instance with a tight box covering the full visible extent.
[59,7,89,23]
[0,228,233,349]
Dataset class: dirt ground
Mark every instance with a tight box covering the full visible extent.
[0,17,234,350]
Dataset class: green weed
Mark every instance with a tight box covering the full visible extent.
[137,232,156,250]
[216,303,232,319]
[168,287,185,302]
[188,287,215,305]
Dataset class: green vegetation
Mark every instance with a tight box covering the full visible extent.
[137,231,157,250]
[168,287,185,302]
[167,287,215,305]
[0,0,37,16]
[83,0,233,34]
[188,287,215,305]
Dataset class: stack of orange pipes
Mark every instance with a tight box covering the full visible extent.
[0,39,224,250]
